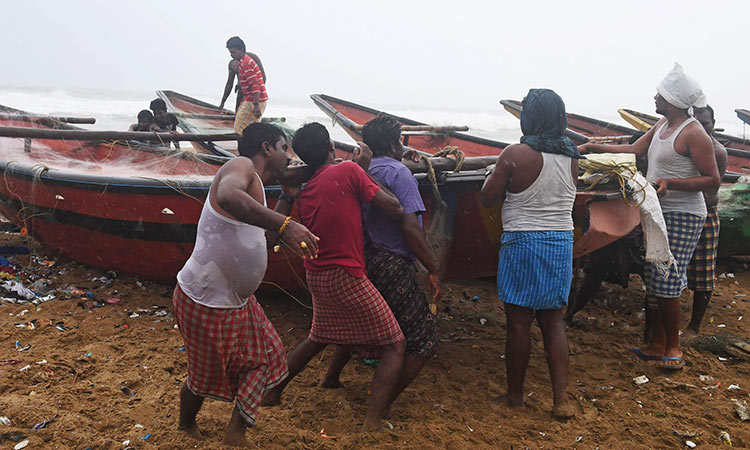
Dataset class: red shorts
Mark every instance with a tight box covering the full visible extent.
[172,285,288,425]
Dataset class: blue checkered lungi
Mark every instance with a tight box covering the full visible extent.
[496,231,573,310]
[645,212,705,298]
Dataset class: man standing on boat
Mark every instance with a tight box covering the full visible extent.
[481,88,579,419]
[261,122,407,431]
[222,37,268,134]
[683,105,727,340]
[173,123,318,446]
[218,37,267,114]
[319,113,442,415]
[580,63,721,370]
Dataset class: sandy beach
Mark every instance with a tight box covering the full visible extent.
[0,226,748,449]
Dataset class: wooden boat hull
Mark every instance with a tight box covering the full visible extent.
[735,108,750,127]
[158,90,357,160]
[310,94,641,261]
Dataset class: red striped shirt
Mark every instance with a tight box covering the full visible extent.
[238,54,268,103]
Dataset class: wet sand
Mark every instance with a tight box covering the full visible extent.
[0,230,748,449]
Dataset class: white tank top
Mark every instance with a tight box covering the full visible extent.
[501,152,576,232]
[646,118,707,218]
[177,175,268,308]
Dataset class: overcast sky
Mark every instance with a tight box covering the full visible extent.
[2,0,749,127]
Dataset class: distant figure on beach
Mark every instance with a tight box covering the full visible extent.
[320,113,442,415]
[222,36,268,134]
[172,123,319,446]
[261,122,407,431]
[683,105,727,340]
[128,109,156,132]
[481,88,579,419]
[149,98,180,149]
[218,39,267,113]
[580,63,720,370]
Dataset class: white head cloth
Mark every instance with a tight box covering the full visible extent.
[656,62,707,112]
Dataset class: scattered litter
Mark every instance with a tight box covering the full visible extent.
[106,298,120,304]
[733,399,750,421]
[84,353,92,357]
[718,324,727,328]
[0,417,10,426]
[177,346,186,352]
[633,375,649,385]
[134,424,143,429]
[30,416,56,430]
[15,341,31,352]
[575,435,583,443]
[129,313,140,318]
[1,359,22,366]
[739,316,743,321]
[599,385,614,390]
[467,425,473,432]
[718,430,732,445]
[686,440,696,448]
[673,430,701,439]
[479,318,487,325]
[122,440,130,446]
[13,440,29,450]
[727,273,735,278]
[471,295,479,302]
[140,433,150,440]
[663,378,697,389]
[727,384,740,390]
[319,428,335,439]
[718,357,728,362]
[154,310,168,317]
[539,432,546,437]
[19,365,31,372]
[699,375,715,383]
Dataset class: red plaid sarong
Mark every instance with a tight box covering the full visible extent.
[172,285,288,425]
[687,205,720,292]
[307,267,404,352]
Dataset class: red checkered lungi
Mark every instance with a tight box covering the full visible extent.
[307,267,404,354]
[172,285,288,425]
[687,204,720,292]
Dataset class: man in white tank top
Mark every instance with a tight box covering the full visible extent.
[173,123,319,446]
[580,63,720,370]
[481,89,580,419]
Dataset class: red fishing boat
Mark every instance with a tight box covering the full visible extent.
[310,94,641,264]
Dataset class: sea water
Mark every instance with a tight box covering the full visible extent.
[1,86,748,145]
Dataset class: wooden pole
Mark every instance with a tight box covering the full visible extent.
[352,124,469,132]
[0,126,238,142]
[281,156,497,184]
[170,112,235,121]
[0,113,96,124]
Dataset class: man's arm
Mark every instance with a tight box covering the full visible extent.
[653,126,720,195]
[215,159,318,258]
[579,118,662,157]
[401,213,442,301]
[480,146,515,207]
[370,189,405,221]
[218,61,237,111]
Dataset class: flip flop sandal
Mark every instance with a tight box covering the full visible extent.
[631,348,662,361]
[659,356,685,370]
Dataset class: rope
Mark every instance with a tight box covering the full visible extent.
[260,281,313,310]
[418,146,465,204]
[578,159,647,208]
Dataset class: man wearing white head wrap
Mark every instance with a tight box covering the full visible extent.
[656,62,707,113]
[579,62,720,371]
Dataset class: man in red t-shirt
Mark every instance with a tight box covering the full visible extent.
[262,123,406,431]
[224,36,269,134]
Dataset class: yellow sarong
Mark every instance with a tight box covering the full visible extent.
[234,101,267,134]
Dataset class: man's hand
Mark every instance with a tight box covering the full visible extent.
[281,183,301,199]
[252,104,262,119]
[354,141,373,171]
[428,272,441,304]
[578,143,592,154]
[652,178,669,197]
[281,221,319,259]
[402,149,422,163]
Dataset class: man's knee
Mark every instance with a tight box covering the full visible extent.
[382,339,406,355]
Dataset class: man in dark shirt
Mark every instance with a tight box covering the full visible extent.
[150,98,180,149]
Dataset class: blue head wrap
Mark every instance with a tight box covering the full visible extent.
[519,89,582,159]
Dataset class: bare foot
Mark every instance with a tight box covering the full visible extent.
[364,418,382,432]
[382,406,392,420]
[260,389,281,407]
[490,394,524,409]
[178,424,205,441]
[223,430,248,447]
[552,402,576,420]
[320,379,343,389]
[681,328,698,342]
